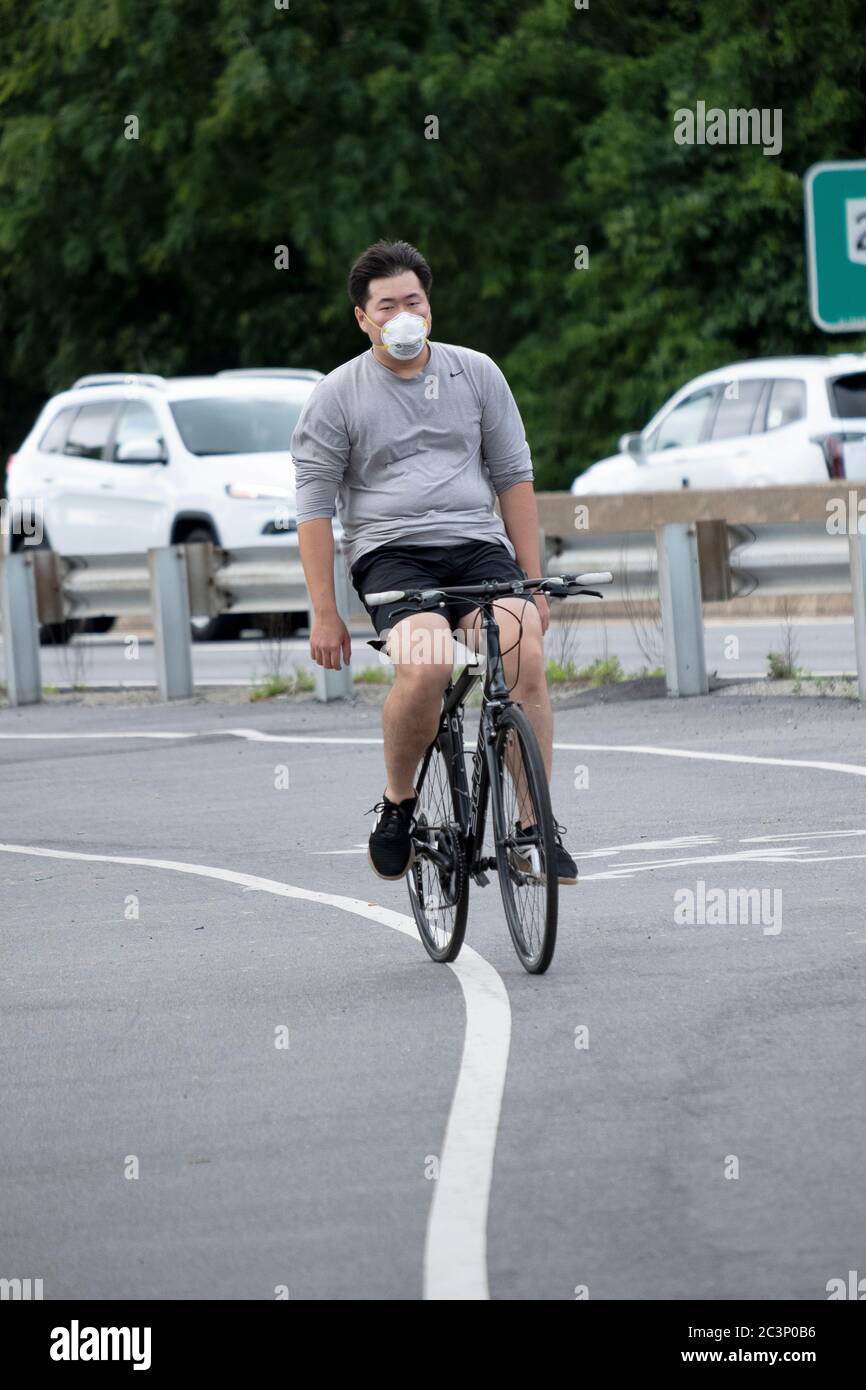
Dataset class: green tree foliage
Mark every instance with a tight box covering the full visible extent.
[1,0,864,492]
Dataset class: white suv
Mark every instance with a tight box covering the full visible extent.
[572,355,866,494]
[6,369,323,639]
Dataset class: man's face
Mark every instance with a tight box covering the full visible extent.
[355,270,431,352]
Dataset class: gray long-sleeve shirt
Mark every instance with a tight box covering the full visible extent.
[290,340,534,570]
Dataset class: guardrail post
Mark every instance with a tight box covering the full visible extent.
[148,546,194,701]
[655,522,708,697]
[0,550,43,706]
[314,551,353,702]
[848,528,866,701]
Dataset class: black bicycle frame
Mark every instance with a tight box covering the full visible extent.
[417,601,514,886]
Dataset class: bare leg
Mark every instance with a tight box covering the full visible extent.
[382,613,454,803]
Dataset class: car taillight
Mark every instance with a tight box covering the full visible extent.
[824,434,846,479]
[5,453,14,476]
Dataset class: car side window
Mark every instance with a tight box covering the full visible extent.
[39,406,77,454]
[709,380,766,440]
[64,402,119,460]
[764,379,806,431]
[113,402,164,460]
[652,388,717,451]
[828,372,866,419]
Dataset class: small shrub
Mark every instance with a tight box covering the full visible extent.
[545,658,580,685]
[249,668,315,701]
[767,650,798,681]
[581,655,624,687]
[354,665,393,685]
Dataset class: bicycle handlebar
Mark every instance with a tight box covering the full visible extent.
[364,571,613,606]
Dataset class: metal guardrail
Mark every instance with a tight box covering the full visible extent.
[546,524,852,598]
[26,542,369,626]
[535,483,866,698]
[0,542,362,706]
[4,484,866,705]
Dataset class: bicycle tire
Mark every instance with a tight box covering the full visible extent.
[490,704,558,974]
[407,729,470,963]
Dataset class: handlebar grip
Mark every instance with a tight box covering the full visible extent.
[574,571,613,586]
[364,589,405,605]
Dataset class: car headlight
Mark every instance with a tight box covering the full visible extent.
[225,483,294,501]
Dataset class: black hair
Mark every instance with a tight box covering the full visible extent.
[347,239,432,309]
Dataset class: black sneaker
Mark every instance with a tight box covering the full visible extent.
[367,792,418,880]
[512,820,578,885]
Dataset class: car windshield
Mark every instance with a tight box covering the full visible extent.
[169,397,304,455]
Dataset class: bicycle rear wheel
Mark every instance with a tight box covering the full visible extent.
[491,704,558,974]
[407,730,469,963]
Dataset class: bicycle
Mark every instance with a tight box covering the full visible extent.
[364,571,613,974]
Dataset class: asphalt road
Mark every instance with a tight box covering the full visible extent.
[1,616,860,689]
[1,692,863,1299]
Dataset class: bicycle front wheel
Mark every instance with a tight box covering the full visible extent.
[491,704,558,974]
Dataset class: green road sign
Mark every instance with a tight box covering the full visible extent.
[805,160,866,333]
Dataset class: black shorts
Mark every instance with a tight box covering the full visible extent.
[350,539,536,636]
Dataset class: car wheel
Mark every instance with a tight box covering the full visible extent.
[39,620,75,646]
[260,612,307,639]
[77,616,116,635]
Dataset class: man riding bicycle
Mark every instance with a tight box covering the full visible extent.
[292,239,577,886]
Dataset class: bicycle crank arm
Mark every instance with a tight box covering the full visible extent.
[413,841,451,871]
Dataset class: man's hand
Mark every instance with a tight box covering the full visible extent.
[534,592,550,635]
[311,611,351,670]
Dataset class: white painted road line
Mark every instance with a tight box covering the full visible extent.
[555,742,866,778]
[580,845,866,881]
[0,842,510,1302]
[227,728,385,745]
[0,731,196,739]
[423,949,511,1301]
[574,834,721,860]
[2,730,866,779]
[742,828,866,842]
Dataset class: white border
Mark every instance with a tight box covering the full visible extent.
[804,159,866,333]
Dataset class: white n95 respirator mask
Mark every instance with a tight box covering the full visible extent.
[365,310,429,360]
